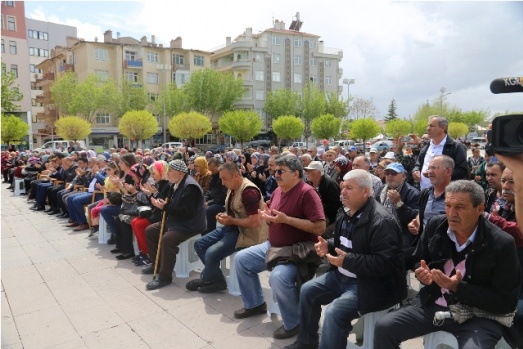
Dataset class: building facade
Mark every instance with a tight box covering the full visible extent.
[37,30,211,150]
[1,0,32,147]
[210,18,343,137]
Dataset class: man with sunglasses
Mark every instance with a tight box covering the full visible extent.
[233,155,326,340]
[375,163,420,253]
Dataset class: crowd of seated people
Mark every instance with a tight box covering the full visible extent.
[5,119,522,348]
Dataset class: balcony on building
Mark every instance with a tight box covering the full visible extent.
[59,64,74,72]
[35,72,55,88]
[232,58,251,70]
[231,40,254,50]
[35,91,51,103]
[125,59,143,68]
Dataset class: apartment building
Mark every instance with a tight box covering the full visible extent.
[1,0,32,147]
[37,30,211,150]
[27,18,77,146]
[210,15,343,136]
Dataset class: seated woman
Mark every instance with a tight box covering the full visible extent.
[130,160,171,266]
[193,156,212,195]
[89,161,121,235]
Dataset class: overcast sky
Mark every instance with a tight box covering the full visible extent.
[25,0,523,120]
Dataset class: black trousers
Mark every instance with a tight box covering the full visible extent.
[116,217,134,255]
[47,184,64,209]
[374,302,503,349]
[145,222,197,281]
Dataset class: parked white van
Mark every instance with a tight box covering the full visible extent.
[162,142,184,149]
[34,140,86,153]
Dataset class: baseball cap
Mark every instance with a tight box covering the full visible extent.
[303,161,325,174]
[385,163,406,173]
[348,146,357,152]
[383,152,396,160]
[369,148,378,153]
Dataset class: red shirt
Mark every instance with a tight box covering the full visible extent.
[227,187,261,218]
[268,181,325,247]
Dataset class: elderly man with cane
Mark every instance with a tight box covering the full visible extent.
[142,160,207,290]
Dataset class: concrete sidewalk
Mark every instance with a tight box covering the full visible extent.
[1,184,423,349]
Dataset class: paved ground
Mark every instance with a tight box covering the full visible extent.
[1,183,424,349]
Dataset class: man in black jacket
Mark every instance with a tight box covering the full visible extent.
[412,116,468,189]
[374,180,521,348]
[203,157,227,235]
[284,169,406,349]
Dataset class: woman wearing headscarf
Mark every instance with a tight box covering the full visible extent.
[130,160,172,266]
[110,163,151,260]
[248,153,270,198]
[239,152,251,178]
[333,156,352,184]
[225,150,239,165]
[193,156,212,194]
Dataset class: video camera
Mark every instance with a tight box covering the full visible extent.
[486,77,523,156]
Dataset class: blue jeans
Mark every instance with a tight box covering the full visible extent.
[100,205,121,240]
[297,269,359,349]
[68,192,101,225]
[235,240,299,330]
[194,225,239,282]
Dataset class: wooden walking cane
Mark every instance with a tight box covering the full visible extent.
[153,197,169,280]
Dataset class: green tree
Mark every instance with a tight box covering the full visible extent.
[447,122,469,139]
[272,115,304,146]
[154,83,191,119]
[412,118,428,137]
[384,98,398,122]
[1,63,23,113]
[55,116,92,142]
[169,111,212,143]
[349,118,381,142]
[385,119,412,137]
[302,82,326,143]
[263,89,301,122]
[118,110,159,148]
[461,110,488,131]
[219,110,263,149]
[311,114,340,140]
[1,114,29,145]
[116,79,150,118]
[70,74,119,123]
[325,91,348,119]
[183,68,244,121]
[49,71,76,116]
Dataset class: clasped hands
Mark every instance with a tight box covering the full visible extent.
[315,236,347,268]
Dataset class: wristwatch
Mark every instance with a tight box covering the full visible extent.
[396,201,404,209]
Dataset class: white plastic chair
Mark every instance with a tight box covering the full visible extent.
[220,252,241,296]
[14,178,26,196]
[173,234,204,278]
[98,216,110,244]
[424,331,459,349]
[347,304,400,349]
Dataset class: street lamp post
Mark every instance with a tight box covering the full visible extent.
[156,64,172,144]
[342,78,355,133]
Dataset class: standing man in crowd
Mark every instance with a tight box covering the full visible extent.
[233,155,326,340]
[413,116,468,189]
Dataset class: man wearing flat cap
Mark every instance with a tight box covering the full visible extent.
[142,159,206,290]
[375,163,420,253]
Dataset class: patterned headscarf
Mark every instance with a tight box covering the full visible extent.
[194,156,210,176]
[225,150,239,163]
[149,160,169,180]
[127,163,149,186]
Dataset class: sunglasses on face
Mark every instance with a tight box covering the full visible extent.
[275,169,294,175]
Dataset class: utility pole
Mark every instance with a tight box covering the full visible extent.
[156,64,172,144]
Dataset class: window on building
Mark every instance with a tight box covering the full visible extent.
[294,55,302,65]
[272,53,281,64]
[194,55,204,66]
[10,64,18,78]
[147,72,159,84]
[255,90,265,100]
[146,51,158,63]
[30,64,35,73]
[310,40,317,49]
[173,71,190,86]
[94,48,108,61]
[95,114,110,125]
[255,53,264,62]
[325,76,333,85]
[272,72,281,82]
[1,39,4,54]
[325,59,332,67]
[126,72,138,83]
[310,57,317,66]
[31,98,37,106]
[311,74,318,83]
[95,70,109,81]
[243,88,252,99]
[255,71,264,81]
[7,16,15,31]
[148,93,158,102]
[29,30,48,40]
[9,40,16,54]
[125,50,136,61]
[294,37,301,47]
[294,73,302,83]
[5,1,15,7]
[272,35,281,45]
[28,47,49,57]
[173,54,184,66]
